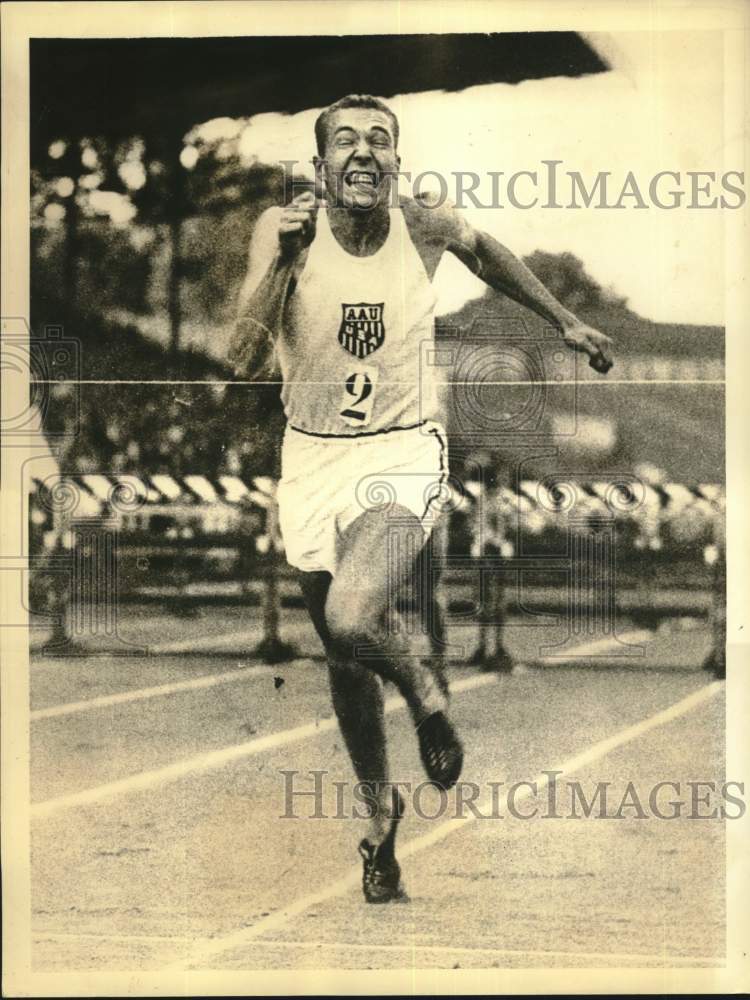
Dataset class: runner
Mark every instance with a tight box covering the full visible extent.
[229,94,613,903]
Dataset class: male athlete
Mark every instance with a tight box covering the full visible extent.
[229,95,613,903]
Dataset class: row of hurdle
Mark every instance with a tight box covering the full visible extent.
[27,472,725,673]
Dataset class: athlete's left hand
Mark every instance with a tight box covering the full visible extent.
[561,322,614,374]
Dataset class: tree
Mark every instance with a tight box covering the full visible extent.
[523,250,627,312]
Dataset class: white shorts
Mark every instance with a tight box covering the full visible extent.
[277,421,449,576]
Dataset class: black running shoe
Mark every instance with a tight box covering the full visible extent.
[358,790,408,904]
[417,710,464,790]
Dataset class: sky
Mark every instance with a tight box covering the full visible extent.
[227,30,727,326]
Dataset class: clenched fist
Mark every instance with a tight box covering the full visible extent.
[562,321,614,374]
[278,191,323,258]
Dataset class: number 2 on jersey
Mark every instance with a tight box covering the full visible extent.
[339,368,379,427]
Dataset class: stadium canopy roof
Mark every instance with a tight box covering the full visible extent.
[30,33,607,159]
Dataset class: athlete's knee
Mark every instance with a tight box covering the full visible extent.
[325,587,383,654]
[325,601,373,652]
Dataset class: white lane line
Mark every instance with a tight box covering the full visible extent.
[539,629,653,662]
[31,665,275,722]
[33,932,211,945]
[30,673,498,819]
[31,626,298,661]
[164,681,722,971]
[150,629,267,655]
[217,938,721,966]
[29,627,268,663]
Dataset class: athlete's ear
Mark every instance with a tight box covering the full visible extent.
[312,155,328,201]
[313,155,326,192]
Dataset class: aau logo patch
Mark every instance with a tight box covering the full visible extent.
[338,303,385,359]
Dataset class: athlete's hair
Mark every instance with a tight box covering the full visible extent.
[314,95,399,156]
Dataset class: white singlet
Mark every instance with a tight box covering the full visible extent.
[277,206,439,437]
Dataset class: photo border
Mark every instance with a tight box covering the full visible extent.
[2,2,748,995]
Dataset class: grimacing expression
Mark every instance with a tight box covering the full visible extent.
[315,108,400,209]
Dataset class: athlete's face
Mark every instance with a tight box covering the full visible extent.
[315,108,400,211]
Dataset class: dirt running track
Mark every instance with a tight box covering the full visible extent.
[28,607,724,972]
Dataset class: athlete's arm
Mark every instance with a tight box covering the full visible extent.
[440,202,614,374]
[228,193,318,378]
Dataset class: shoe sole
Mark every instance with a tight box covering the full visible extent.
[417,711,464,790]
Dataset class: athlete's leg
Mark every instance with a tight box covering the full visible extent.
[325,505,449,724]
[325,505,462,795]
[298,570,393,844]
[297,506,461,840]
[417,522,450,698]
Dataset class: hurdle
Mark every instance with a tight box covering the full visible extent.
[29,473,725,674]
[28,472,299,663]
[453,477,725,673]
